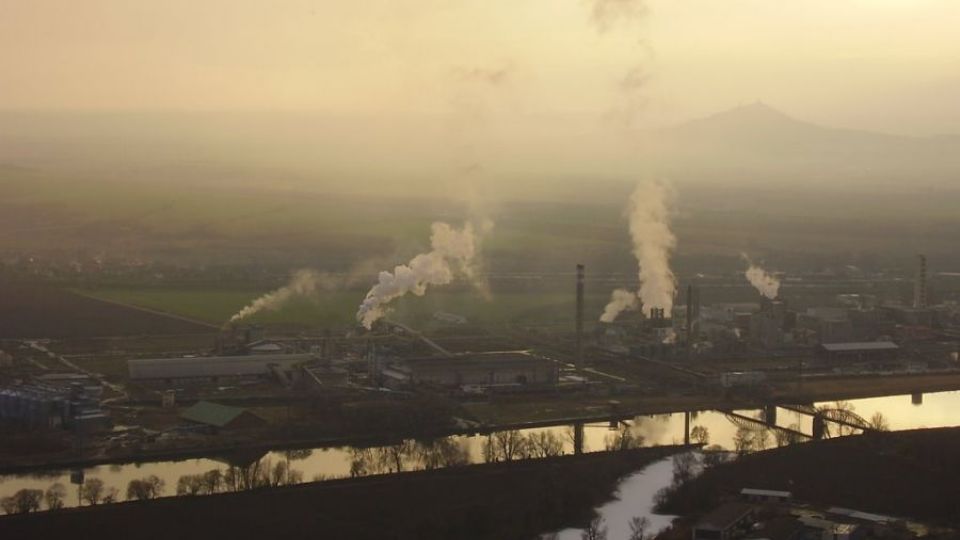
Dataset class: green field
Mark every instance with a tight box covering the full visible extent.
[75,286,617,329]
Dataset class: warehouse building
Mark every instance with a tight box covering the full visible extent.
[128,353,317,383]
[816,342,899,364]
[180,401,266,433]
[379,351,558,391]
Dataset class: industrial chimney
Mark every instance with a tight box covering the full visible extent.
[576,264,585,370]
[914,254,928,308]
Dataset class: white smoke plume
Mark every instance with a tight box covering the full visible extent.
[601,180,677,322]
[356,221,487,329]
[586,0,650,33]
[229,269,338,324]
[742,254,780,299]
[600,288,639,323]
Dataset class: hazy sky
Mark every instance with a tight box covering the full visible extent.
[2,0,959,134]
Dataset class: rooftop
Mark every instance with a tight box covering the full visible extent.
[741,488,792,498]
[180,401,262,428]
[819,342,898,352]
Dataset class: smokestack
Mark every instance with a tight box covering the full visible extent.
[576,264,585,370]
[914,254,928,308]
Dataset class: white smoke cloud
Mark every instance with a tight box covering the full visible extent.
[600,288,639,323]
[601,180,677,322]
[742,254,780,299]
[586,0,649,33]
[229,269,338,324]
[356,221,487,329]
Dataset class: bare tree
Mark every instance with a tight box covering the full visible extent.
[690,425,709,445]
[176,474,205,496]
[2,489,43,514]
[628,516,651,540]
[869,411,890,431]
[581,516,608,540]
[527,431,564,458]
[604,425,644,451]
[44,483,66,510]
[483,430,529,463]
[201,469,223,494]
[126,475,165,501]
[671,452,698,485]
[732,427,754,456]
[102,487,119,504]
[0,497,15,515]
[80,478,105,506]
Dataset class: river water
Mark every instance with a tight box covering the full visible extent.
[2,390,958,512]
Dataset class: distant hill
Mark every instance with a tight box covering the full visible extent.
[649,102,960,183]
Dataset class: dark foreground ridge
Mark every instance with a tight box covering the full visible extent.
[659,427,960,526]
[0,445,687,540]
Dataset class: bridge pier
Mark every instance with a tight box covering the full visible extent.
[912,392,923,405]
[573,422,584,455]
[763,405,777,425]
[812,414,826,440]
[684,411,691,445]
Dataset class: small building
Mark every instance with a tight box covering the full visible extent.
[740,488,792,504]
[816,342,899,364]
[692,502,754,540]
[180,401,266,432]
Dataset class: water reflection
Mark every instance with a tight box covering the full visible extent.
[3,389,960,514]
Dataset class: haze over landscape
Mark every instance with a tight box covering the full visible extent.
[3,2,960,540]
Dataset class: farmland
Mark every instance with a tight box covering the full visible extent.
[73,285,618,329]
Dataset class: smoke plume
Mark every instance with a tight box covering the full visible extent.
[586,0,650,33]
[229,269,338,324]
[356,221,487,329]
[600,288,639,323]
[742,254,780,299]
[601,180,677,321]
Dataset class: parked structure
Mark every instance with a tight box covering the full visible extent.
[692,502,754,540]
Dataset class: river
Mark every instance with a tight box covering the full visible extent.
[1,389,958,513]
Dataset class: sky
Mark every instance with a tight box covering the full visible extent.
[2,0,959,135]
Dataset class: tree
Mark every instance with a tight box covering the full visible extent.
[604,425,644,451]
[482,430,529,463]
[80,478,105,506]
[126,475,165,501]
[201,469,223,494]
[44,483,66,510]
[527,431,564,458]
[0,497,15,515]
[702,445,730,468]
[176,475,205,496]
[690,425,709,445]
[732,427,754,456]
[102,487,119,504]
[752,426,770,451]
[2,490,43,514]
[672,452,698,485]
[628,516,651,540]
[581,516,608,540]
[869,412,890,431]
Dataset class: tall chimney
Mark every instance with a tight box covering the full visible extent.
[576,264,584,370]
[914,254,928,308]
[686,284,694,356]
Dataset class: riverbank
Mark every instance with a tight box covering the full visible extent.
[0,445,690,540]
[3,370,960,474]
[657,427,960,528]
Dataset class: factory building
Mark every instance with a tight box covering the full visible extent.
[378,351,558,391]
[0,383,110,432]
[749,300,788,349]
[816,342,899,365]
[128,353,318,383]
